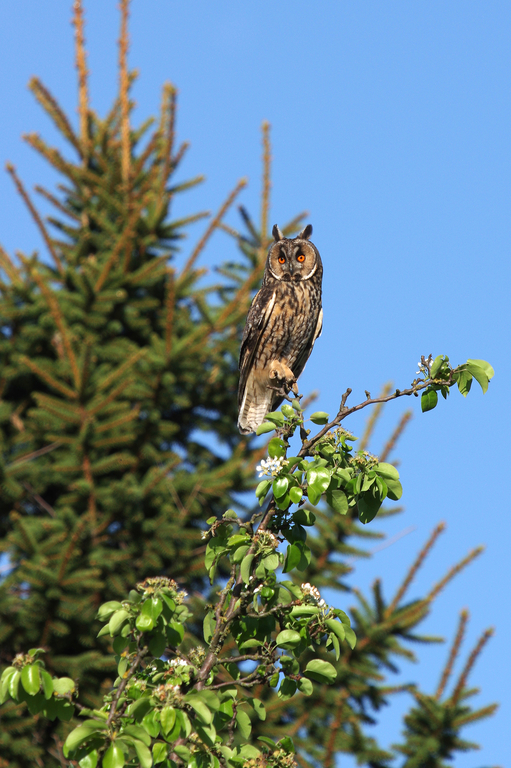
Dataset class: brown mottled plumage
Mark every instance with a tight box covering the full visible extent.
[238,224,323,434]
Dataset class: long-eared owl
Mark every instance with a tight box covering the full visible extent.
[237,224,323,434]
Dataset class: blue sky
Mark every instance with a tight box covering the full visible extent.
[0,2,509,765]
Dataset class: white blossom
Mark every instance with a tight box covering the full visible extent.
[301,581,326,608]
[256,456,289,478]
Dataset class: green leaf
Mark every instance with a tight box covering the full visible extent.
[283,543,301,573]
[385,477,403,501]
[421,388,438,412]
[97,601,122,621]
[325,618,346,642]
[276,630,302,649]
[375,462,399,481]
[281,404,295,418]
[304,659,337,684]
[52,677,75,695]
[262,553,280,570]
[297,677,313,695]
[268,437,287,457]
[326,488,348,515]
[468,358,494,379]
[236,709,252,739]
[122,725,151,747]
[278,736,295,753]
[310,411,329,425]
[108,609,130,636]
[278,677,297,700]
[255,480,271,501]
[186,695,213,724]
[344,626,357,649]
[240,553,255,584]
[125,696,152,721]
[264,411,285,427]
[152,743,168,765]
[306,467,331,494]
[64,722,103,753]
[466,361,491,393]
[256,422,276,435]
[141,710,160,738]
[358,494,381,524]
[455,369,473,397]
[160,706,176,736]
[430,354,445,378]
[133,739,152,768]
[21,664,41,695]
[102,743,125,768]
[289,486,303,504]
[248,697,266,721]
[8,670,21,699]
[273,475,289,499]
[40,669,53,699]
[79,751,98,768]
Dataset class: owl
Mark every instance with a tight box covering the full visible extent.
[237,223,323,434]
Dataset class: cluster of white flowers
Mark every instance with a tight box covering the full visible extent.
[169,657,188,669]
[256,456,289,478]
[301,582,327,609]
[416,354,433,375]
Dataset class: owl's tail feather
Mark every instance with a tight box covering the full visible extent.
[237,381,273,435]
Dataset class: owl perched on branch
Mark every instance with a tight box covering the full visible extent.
[237,224,323,434]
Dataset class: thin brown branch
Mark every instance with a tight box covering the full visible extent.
[380,409,413,462]
[107,641,148,726]
[6,164,64,274]
[10,442,61,466]
[119,0,131,187]
[436,610,469,699]
[181,178,247,275]
[22,483,56,518]
[385,523,445,618]
[451,626,494,704]
[299,374,455,457]
[72,0,89,151]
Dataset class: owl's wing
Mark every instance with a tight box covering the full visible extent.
[238,285,277,408]
[293,308,323,380]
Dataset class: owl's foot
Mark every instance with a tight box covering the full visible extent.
[269,361,297,394]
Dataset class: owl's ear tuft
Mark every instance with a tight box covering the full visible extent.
[272,224,285,242]
[298,224,313,240]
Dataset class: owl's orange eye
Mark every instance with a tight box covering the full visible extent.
[297,253,305,263]
[278,255,286,264]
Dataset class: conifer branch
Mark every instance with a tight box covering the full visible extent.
[94,198,149,291]
[28,78,81,155]
[380,409,413,462]
[119,0,131,189]
[19,355,77,400]
[260,121,271,253]
[72,0,90,153]
[159,82,177,193]
[6,164,64,274]
[359,382,393,451]
[34,185,81,221]
[27,268,80,389]
[96,348,146,393]
[82,454,97,534]
[451,627,494,704]
[57,517,88,581]
[0,244,22,286]
[181,178,247,276]
[385,523,445,618]
[436,609,469,699]
[428,546,484,602]
[164,268,175,360]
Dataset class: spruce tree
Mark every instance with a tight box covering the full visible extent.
[0,3,498,767]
